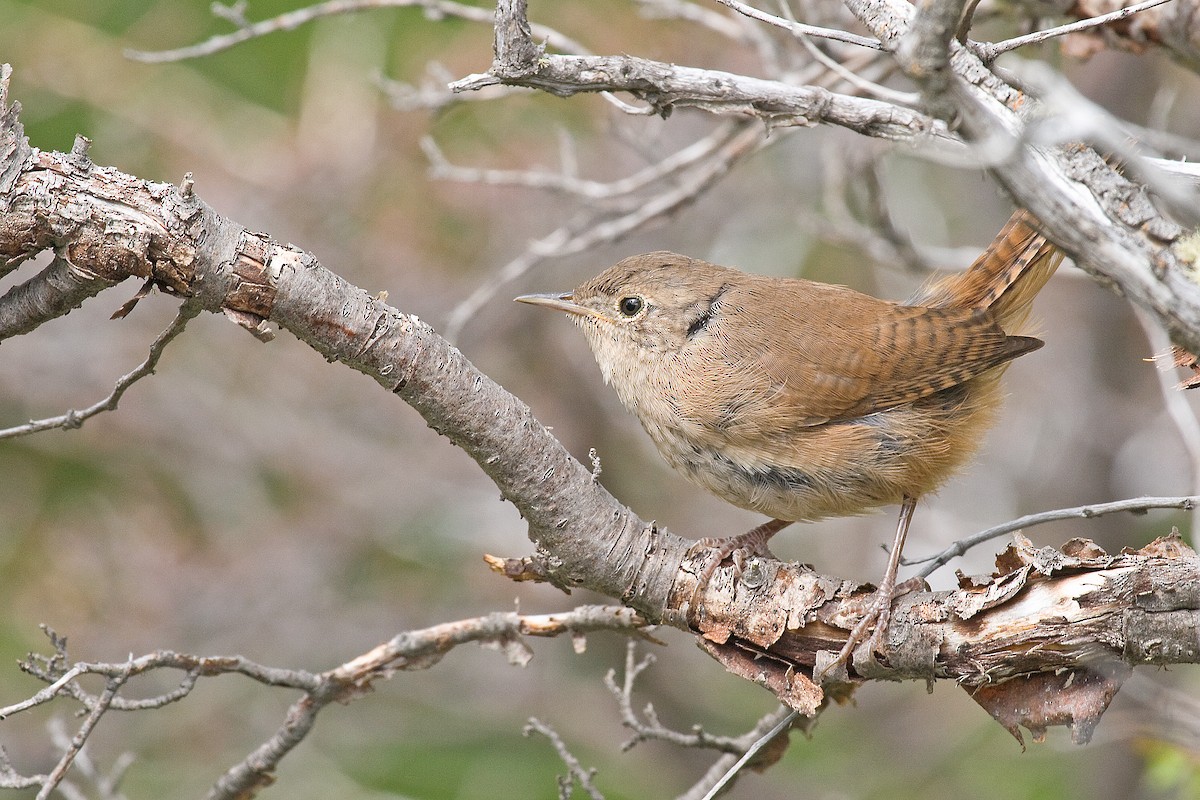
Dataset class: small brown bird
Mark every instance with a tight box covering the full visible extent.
[517,210,1061,667]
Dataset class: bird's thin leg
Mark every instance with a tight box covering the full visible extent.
[819,495,917,679]
[867,494,916,650]
[690,518,793,612]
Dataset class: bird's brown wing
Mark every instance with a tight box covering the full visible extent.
[680,278,1040,433]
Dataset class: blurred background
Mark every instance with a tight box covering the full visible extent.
[1,0,1200,797]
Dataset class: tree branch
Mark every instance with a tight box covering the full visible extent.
[0,66,689,623]
[451,2,955,144]
[1,608,651,799]
[979,0,1176,60]
[460,1,1200,357]
[907,495,1200,576]
[1055,0,1200,67]
[834,0,1200,352]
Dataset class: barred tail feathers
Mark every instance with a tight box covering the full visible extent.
[914,210,1063,332]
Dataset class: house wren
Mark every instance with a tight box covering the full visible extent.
[517,210,1061,665]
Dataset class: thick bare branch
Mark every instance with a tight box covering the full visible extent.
[0,74,690,621]
[452,2,955,144]
[689,531,1200,738]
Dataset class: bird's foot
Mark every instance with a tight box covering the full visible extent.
[689,519,792,614]
[816,576,925,682]
[697,521,786,575]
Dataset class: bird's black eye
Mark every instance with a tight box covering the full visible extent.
[618,296,644,317]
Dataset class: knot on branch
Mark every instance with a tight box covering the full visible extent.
[493,0,544,74]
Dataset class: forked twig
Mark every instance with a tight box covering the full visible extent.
[525,718,607,800]
[977,0,1175,60]
[0,303,198,440]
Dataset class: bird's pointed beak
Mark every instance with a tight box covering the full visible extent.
[514,291,588,317]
